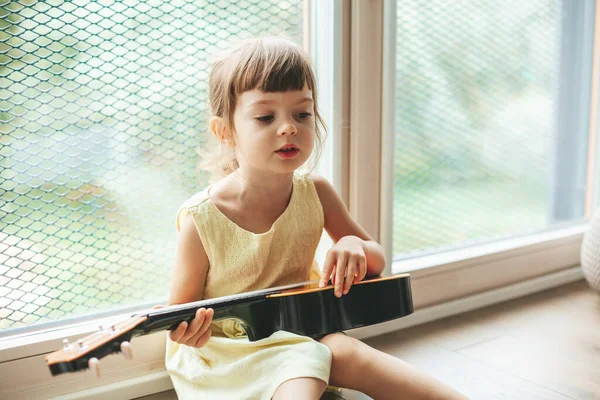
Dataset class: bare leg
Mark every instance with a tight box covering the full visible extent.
[272,377,328,400]
[320,333,468,400]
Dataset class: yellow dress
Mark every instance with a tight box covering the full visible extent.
[165,173,332,400]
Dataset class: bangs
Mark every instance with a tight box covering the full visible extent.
[232,41,315,95]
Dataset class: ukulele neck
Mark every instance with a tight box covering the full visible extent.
[138,280,315,335]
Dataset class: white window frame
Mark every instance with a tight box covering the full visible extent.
[1,1,599,398]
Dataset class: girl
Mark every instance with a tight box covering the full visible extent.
[163,36,467,400]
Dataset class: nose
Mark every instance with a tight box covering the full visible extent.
[277,121,297,136]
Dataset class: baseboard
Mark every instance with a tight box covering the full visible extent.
[43,266,585,400]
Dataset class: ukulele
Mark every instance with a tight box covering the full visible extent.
[45,274,413,377]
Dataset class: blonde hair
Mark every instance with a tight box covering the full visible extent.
[197,36,326,182]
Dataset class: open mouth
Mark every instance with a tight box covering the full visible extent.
[276,146,299,159]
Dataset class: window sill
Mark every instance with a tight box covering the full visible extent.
[0,327,169,400]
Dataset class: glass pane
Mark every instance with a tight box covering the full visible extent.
[392,1,590,259]
[0,0,304,333]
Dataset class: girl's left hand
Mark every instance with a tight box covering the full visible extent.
[319,236,367,297]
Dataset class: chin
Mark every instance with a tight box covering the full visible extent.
[275,164,303,175]
[280,163,305,176]
[272,155,309,172]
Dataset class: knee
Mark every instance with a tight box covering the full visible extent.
[320,333,364,370]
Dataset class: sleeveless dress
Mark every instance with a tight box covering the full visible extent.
[165,173,332,400]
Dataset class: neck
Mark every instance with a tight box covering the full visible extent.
[228,169,294,205]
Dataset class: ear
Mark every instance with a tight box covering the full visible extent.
[210,116,235,147]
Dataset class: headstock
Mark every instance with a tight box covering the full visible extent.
[45,314,147,377]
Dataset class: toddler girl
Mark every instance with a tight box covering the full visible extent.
[163,36,467,400]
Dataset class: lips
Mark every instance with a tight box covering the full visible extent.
[276,144,299,152]
[275,144,300,159]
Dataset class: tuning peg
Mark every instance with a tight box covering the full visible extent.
[88,357,101,377]
[63,338,70,350]
[121,341,133,359]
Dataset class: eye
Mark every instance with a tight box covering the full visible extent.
[255,115,274,123]
[296,112,313,119]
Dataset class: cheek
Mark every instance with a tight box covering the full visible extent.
[236,131,270,156]
[305,133,315,148]
[303,125,316,146]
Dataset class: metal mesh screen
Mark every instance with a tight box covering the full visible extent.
[0,0,303,332]
[393,1,565,258]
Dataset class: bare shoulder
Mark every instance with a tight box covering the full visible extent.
[308,173,338,206]
[179,213,206,251]
[308,172,329,187]
[308,173,348,221]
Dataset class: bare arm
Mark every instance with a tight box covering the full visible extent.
[165,213,214,348]
[311,174,386,278]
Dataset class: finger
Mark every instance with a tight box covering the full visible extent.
[168,320,188,342]
[193,309,214,348]
[181,308,206,344]
[198,308,214,335]
[335,254,347,297]
[194,326,212,348]
[343,256,357,294]
[320,251,336,287]
[320,251,335,287]
[355,256,367,283]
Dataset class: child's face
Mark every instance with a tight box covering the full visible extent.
[231,87,316,176]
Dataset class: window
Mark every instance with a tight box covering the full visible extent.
[391,0,597,263]
[1,0,596,397]
[0,0,306,334]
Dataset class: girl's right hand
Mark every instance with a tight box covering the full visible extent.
[153,306,214,348]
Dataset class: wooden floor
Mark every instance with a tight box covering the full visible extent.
[138,280,600,400]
